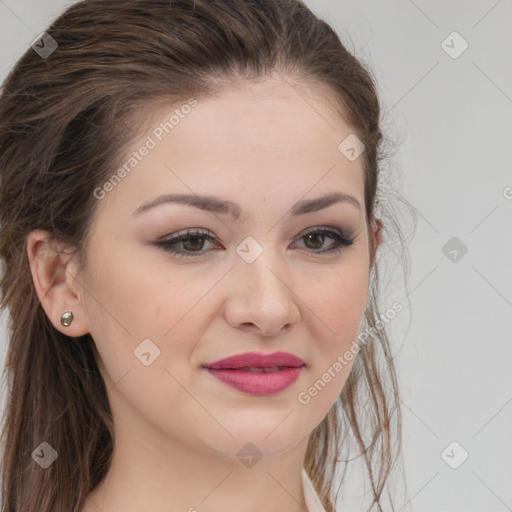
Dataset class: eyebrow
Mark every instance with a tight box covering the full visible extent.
[133,191,361,218]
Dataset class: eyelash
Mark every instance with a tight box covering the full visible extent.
[154,227,355,258]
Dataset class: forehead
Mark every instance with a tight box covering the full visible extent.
[94,74,366,221]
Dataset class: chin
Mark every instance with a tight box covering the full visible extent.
[199,419,310,460]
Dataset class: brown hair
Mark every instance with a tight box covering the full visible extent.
[0,0,409,510]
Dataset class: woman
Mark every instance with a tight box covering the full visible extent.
[0,0,405,511]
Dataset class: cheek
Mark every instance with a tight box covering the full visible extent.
[304,262,369,346]
[295,262,368,414]
[82,243,200,335]
[82,247,225,376]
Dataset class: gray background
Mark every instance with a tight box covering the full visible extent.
[1,1,511,511]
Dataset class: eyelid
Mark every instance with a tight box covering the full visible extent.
[156,225,352,242]
[155,227,214,242]
[296,225,351,239]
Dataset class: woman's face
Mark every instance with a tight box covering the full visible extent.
[74,75,378,458]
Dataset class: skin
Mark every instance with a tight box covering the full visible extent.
[27,73,381,512]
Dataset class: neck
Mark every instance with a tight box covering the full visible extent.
[82,401,311,512]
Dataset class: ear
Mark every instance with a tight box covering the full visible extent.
[369,218,383,268]
[26,229,90,337]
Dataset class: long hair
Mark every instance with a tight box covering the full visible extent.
[0,1,408,510]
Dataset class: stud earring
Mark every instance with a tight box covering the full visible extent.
[60,311,74,327]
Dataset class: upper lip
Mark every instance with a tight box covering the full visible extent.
[203,351,305,370]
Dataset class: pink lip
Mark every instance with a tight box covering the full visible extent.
[203,351,305,396]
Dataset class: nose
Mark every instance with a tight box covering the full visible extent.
[223,248,301,337]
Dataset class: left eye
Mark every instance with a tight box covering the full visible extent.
[154,227,354,257]
[154,228,219,256]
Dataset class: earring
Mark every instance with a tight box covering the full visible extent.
[60,311,74,327]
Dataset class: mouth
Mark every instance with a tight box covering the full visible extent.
[202,351,305,395]
[203,351,305,370]
[222,366,297,373]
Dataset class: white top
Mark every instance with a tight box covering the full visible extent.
[301,468,330,512]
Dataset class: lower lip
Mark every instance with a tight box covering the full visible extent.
[204,367,304,395]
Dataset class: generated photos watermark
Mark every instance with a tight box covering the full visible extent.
[93,97,198,200]
[297,300,403,405]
